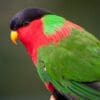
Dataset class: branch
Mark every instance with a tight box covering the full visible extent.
[50,95,56,100]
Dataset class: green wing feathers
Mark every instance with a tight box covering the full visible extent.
[38,15,100,99]
[37,60,100,99]
[62,81,100,99]
[38,29,100,82]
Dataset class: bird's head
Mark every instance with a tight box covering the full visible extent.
[10,8,50,45]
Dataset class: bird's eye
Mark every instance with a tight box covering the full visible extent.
[22,21,30,26]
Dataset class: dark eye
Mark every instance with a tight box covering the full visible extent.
[22,21,30,26]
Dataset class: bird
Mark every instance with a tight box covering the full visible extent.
[10,8,100,100]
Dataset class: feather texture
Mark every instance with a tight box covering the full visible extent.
[37,15,100,99]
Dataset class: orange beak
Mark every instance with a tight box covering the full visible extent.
[10,31,18,45]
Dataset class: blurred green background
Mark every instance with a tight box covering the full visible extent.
[0,0,100,100]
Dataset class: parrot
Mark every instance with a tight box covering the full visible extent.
[10,8,100,100]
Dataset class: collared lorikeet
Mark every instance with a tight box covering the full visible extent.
[10,8,100,100]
